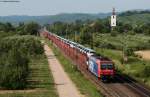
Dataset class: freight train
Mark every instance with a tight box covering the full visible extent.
[41,29,115,80]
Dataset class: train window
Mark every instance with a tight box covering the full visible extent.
[107,64,113,69]
[101,64,107,70]
[101,64,113,70]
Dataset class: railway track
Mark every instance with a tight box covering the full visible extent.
[80,66,150,97]
[81,68,129,97]
[78,65,133,97]
[115,74,150,97]
[51,42,150,97]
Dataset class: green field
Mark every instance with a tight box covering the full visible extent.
[0,55,58,97]
[94,34,150,50]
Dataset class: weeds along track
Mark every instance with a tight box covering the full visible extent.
[51,43,150,97]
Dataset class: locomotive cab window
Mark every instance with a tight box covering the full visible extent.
[101,64,107,70]
[107,64,113,69]
[101,64,113,70]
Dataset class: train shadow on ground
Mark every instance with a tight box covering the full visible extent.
[104,73,137,84]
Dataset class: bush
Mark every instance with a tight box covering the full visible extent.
[142,65,150,77]
[128,31,136,35]
[0,35,44,56]
[23,22,40,35]
[0,35,44,89]
[124,47,134,56]
[110,30,118,37]
[0,49,29,89]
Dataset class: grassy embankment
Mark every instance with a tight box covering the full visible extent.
[0,45,58,97]
[45,38,103,97]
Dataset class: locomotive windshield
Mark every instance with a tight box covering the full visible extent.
[101,64,113,70]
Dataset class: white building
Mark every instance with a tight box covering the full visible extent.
[111,8,117,27]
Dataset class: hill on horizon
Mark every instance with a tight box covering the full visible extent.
[0,13,111,25]
[0,10,149,25]
[118,11,150,26]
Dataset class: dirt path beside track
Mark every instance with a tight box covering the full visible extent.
[44,44,83,97]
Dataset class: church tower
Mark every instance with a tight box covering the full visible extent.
[111,8,116,29]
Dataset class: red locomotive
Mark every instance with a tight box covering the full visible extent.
[41,30,115,80]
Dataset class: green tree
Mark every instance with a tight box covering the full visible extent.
[0,22,15,32]
[80,26,92,45]
[90,19,103,33]
[141,23,150,35]
[24,22,40,35]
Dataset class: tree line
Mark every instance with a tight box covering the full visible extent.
[46,18,150,44]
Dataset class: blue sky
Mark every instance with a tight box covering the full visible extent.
[0,0,149,16]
